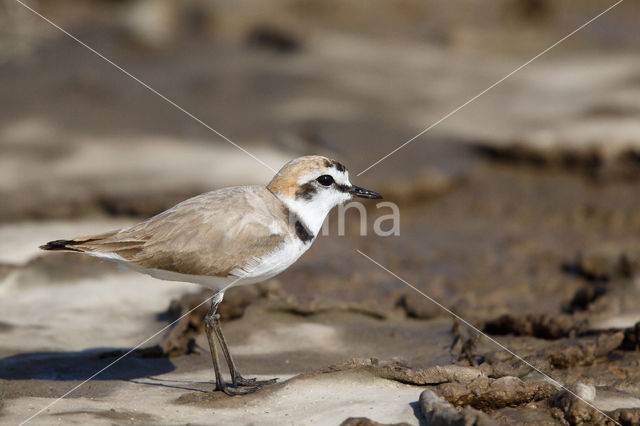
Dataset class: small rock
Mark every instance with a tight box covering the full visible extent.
[573,383,597,402]
[122,0,179,49]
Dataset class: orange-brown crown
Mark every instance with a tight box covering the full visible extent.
[267,155,347,198]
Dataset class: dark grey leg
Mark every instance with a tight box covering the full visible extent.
[204,293,264,395]
[203,314,226,393]
[212,316,278,387]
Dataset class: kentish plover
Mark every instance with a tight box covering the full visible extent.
[41,155,382,395]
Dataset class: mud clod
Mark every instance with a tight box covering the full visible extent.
[564,283,608,313]
[483,313,587,339]
[339,417,411,426]
[436,376,556,410]
[420,389,497,426]
[473,143,605,178]
[324,359,484,385]
[564,247,638,281]
[246,26,301,53]
[395,293,441,320]
[542,332,624,368]
[608,408,640,426]
[450,321,480,366]
[550,383,605,425]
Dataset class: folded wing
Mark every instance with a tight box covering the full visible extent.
[41,186,287,278]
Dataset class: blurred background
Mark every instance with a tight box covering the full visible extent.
[1,0,640,424]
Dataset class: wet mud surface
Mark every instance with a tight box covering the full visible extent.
[2,1,640,424]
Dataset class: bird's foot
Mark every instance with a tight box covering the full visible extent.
[215,382,263,396]
[233,375,278,387]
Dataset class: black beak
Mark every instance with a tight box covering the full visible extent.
[349,185,383,199]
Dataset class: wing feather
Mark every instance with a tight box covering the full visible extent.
[54,186,288,277]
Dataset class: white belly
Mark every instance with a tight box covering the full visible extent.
[227,236,312,287]
[113,235,312,292]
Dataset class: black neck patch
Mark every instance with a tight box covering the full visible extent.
[281,204,315,243]
[295,220,314,243]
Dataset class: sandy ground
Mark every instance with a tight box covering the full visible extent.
[3,1,640,424]
[2,371,423,426]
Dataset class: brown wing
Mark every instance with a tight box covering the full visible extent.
[41,186,287,277]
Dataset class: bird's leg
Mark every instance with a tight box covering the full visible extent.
[212,314,278,387]
[203,313,226,393]
[204,293,262,395]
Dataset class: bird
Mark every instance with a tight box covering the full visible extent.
[40,155,382,395]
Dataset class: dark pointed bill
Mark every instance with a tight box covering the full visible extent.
[349,185,383,199]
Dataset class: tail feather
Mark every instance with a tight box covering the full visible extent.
[40,239,93,252]
[40,230,121,253]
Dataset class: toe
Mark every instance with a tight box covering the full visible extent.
[235,376,278,387]
[216,382,263,396]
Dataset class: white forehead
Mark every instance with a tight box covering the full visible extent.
[295,165,351,186]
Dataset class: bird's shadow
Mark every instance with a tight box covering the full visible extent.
[128,376,210,393]
[0,346,176,381]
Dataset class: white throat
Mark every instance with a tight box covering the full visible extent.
[277,194,345,238]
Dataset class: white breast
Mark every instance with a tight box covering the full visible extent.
[229,234,312,287]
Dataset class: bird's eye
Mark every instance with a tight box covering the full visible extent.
[316,175,334,186]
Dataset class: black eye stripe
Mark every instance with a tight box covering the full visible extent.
[295,182,316,200]
[296,175,349,199]
[335,183,350,192]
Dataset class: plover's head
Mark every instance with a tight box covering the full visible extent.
[267,155,382,235]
